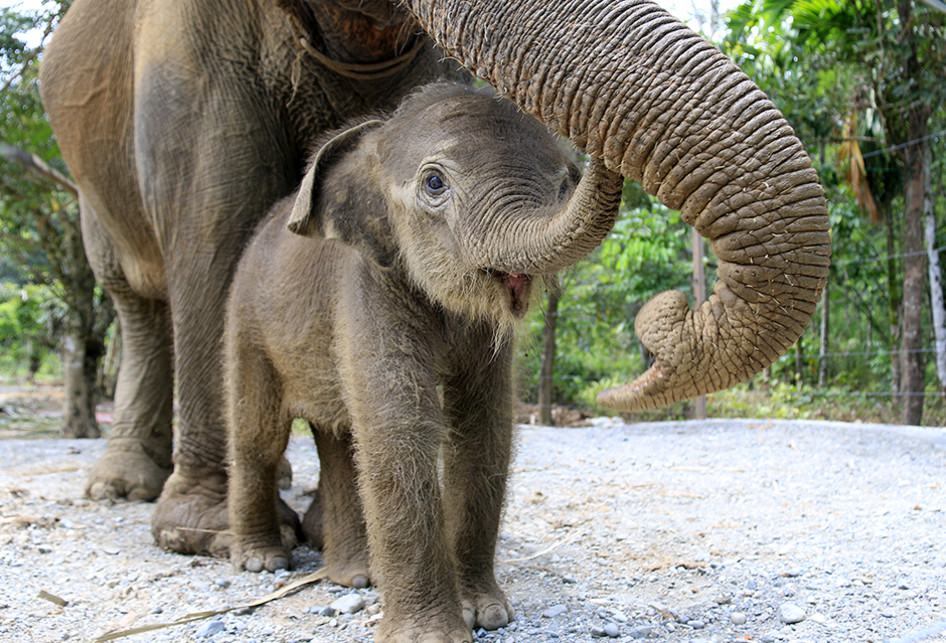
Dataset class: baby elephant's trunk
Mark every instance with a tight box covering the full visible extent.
[480,158,624,275]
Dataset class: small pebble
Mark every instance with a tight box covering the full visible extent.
[731,611,748,625]
[779,602,807,624]
[195,620,225,638]
[308,605,337,617]
[628,625,653,639]
[330,592,365,615]
[603,622,620,638]
[688,619,705,629]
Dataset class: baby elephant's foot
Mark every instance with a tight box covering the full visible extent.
[231,539,291,573]
[326,555,371,589]
[376,615,472,643]
[460,582,514,631]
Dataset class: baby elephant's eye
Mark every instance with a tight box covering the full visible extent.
[426,174,446,194]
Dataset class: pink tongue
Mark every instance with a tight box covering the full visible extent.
[503,273,530,316]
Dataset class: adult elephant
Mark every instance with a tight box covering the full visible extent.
[40,0,830,557]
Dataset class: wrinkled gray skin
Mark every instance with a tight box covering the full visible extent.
[225,83,623,641]
[39,0,829,600]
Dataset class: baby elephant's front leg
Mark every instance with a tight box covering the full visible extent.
[442,361,515,632]
[354,418,471,643]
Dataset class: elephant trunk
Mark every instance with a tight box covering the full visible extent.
[404,0,831,412]
[473,157,624,276]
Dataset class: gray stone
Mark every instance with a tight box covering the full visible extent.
[731,611,748,625]
[196,620,225,638]
[603,622,620,638]
[779,602,807,624]
[330,593,365,615]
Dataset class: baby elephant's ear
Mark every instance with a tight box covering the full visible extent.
[287,119,384,237]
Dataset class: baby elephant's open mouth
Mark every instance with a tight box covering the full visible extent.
[495,271,532,318]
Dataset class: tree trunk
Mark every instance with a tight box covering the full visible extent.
[925,165,946,393]
[899,110,928,426]
[538,285,560,426]
[794,341,803,391]
[691,228,706,419]
[60,333,100,438]
[57,203,105,439]
[886,209,901,396]
[818,281,829,387]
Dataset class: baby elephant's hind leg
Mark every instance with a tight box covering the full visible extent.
[311,430,371,588]
[228,348,295,573]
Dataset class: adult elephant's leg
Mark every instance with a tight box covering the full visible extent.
[441,330,514,631]
[149,268,232,556]
[81,202,174,501]
[151,223,301,555]
[137,56,298,555]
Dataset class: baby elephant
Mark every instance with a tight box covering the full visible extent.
[225,83,623,642]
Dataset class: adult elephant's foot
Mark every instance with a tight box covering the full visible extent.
[85,437,172,501]
[460,581,514,631]
[152,469,302,557]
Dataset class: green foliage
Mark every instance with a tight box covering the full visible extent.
[0,281,62,378]
[1,1,115,402]
[1,1,73,286]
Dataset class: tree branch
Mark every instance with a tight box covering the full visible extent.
[1,143,78,197]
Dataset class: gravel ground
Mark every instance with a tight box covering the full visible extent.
[1,416,945,643]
